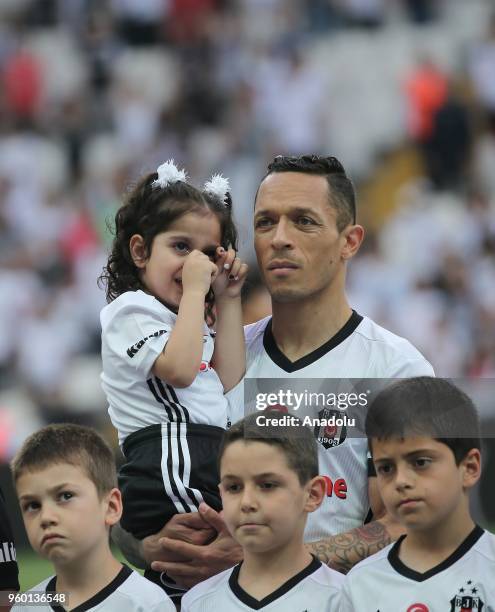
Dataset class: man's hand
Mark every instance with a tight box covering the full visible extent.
[142,510,217,566]
[150,503,243,589]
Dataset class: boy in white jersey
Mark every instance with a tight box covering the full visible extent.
[181,410,344,611]
[10,424,174,612]
[341,377,495,611]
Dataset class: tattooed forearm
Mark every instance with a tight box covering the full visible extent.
[307,521,392,574]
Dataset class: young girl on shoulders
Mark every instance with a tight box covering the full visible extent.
[99,160,247,546]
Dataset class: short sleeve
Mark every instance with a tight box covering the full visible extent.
[390,358,435,377]
[103,297,175,378]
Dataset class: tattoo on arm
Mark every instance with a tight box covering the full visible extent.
[307,521,392,574]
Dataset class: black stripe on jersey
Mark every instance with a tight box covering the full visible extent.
[166,383,190,422]
[147,378,175,421]
[166,428,195,512]
[263,310,364,372]
[388,524,485,581]
[229,555,321,609]
[155,378,182,422]
[175,422,202,510]
[47,565,133,611]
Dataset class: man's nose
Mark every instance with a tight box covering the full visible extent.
[271,218,293,250]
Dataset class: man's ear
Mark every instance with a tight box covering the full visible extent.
[129,234,147,269]
[341,224,364,261]
[304,476,327,513]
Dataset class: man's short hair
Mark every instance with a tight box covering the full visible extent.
[11,424,117,497]
[218,410,319,485]
[366,377,481,464]
[259,154,356,231]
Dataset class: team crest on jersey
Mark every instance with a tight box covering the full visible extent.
[450,580,484,611]
[314,408,347,449]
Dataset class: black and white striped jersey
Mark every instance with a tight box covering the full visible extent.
[12,565,175,612]
[100,290,229,446]
[181,556,344,611]
[226,311,435,542]
[340,526,495,612]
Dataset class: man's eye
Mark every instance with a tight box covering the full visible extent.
[255,218,273,229]
[174,242,190,253]
[226,483,241,493]
[415,458,432,469]
[297,216,315,226]
[59,491,74,502]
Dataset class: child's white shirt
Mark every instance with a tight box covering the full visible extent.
[181,557,344,611]
[11,565,175,612]
[340,526,495,611]
[100,290,230,445]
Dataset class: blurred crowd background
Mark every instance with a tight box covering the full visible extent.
[0,0,495,536]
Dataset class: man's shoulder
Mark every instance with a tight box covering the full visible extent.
[355,315,434,375]
[356,316,417,351]
[181,566,233,608]
[244,316,271,345]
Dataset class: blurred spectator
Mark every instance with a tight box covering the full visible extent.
[3,43,41,121]
[0,0,492,454]
[469,13,495,126]
[402,0,439,25]
[426,82,472,190]
[340,0,386,29]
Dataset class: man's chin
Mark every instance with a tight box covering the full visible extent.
[269,287,308,303]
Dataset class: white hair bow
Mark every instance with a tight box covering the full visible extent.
[152,159,188,188]
[204,174,230,206]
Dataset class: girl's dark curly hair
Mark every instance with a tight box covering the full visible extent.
[98,171,238,325]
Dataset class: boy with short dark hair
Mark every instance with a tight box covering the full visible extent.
[181,410,344,611]
[11,424,175,612]
[341,377,495,611]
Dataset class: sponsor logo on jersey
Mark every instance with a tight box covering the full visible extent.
[321,475,347,499]
[126,329,168,358]
[0,541,16,563]
[406,605,429,612]
[314,408,347,449]
[450,580,484,611]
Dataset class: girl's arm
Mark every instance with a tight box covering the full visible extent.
[211,250,248,391]
[152,251,217,388]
